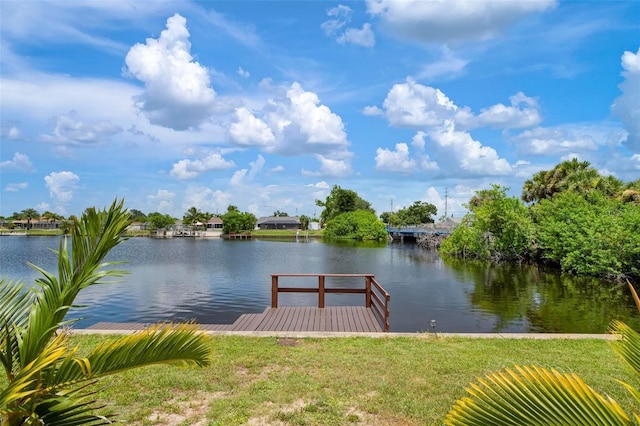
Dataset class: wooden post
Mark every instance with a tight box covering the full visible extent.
[365,276,371,308]
[318,275,325,308]
[271,275,278,308]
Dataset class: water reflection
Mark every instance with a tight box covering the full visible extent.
[444,257,640,333]
[1,236,637,333]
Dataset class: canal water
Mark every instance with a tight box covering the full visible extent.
[1,236,638,333]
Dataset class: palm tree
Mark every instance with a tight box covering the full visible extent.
[183,206,205,225]
[19,208,39,230]
[444,280,640,425]
[0,199,211,425]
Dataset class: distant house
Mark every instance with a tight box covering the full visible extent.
[11,218,61,230]
[128,221,149,232]
[256,216,301,230]
[205,216,223,230]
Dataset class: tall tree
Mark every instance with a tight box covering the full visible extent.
[221,205,257,234]
[41,211,63,224]
[521,158,611,203]
[299,215,310,231]
[183,207,206,225]
[315,185,374,226]
[147,212,176,230]
[19,208,39,230]
[129,209,147,222]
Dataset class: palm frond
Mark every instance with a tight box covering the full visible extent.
[17,200,130,369]
[626,280,640,313]
[0,333,70,412]
[609,320,640,380]
[35,382,113,426]
[52,323,211,384]
[0,279,32,380]
[444,365,631,426]
[0,279,32,328]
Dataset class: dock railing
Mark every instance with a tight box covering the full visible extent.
[271,273,390,332]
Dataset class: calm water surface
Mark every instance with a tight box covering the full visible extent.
[1,236,637,332]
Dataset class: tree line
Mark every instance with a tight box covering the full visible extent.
[441,159,639,279]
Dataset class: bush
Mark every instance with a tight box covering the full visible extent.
[532,191,640,277]
[440,185,534,261]
[323,210,388,241]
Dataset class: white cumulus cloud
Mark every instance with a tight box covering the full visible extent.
[372,78,467,127]
[229,107,276,147]
[231,82,348,155]
[284,83,347,145]
[370,81,540,131]
[513,127,598,155]
[1,152,33,171]
[124,13,216,130]
[44,171,79,203]
[367,0,556,44]
[611,47,640,152]
[302,155,351,177]
[170,152,235,180]
[41,110,122,145]
[476,92,541,129]
[375,143,418,172]
[427,121,512,176]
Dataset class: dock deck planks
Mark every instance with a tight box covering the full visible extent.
[86,306,383,333]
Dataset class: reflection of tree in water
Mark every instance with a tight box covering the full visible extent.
[398,245,444,264]
[443,257,640,333]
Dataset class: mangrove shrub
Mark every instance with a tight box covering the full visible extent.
[323,210,388,241]
[440,185,534,261]
[532,191,640,277]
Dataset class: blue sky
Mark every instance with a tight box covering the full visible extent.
[1,1,638,220]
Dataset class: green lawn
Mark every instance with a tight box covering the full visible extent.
[251,229,323,238]
[71,334,639,425]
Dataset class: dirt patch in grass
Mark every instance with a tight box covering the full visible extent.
[136,391,228,425]
[244,398,396,426]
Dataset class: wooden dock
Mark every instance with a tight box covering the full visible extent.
[86,274,390,334]
[87,306,383,333]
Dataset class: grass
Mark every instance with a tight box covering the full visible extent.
[251,229,323,238]
[0,228,326,238]
[0,229,61,236]
[67,334,640,425]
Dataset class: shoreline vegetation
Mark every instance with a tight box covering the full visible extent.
[0,229,325,238]
[3,160,638,280]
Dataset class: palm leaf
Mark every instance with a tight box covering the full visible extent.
[0,333,71,414]
[17,200,130,369]
[444,365,631,426]
[0,279,32,329]
[52,323,211,384]
[35,382,112,426]
[609,320,640,379]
